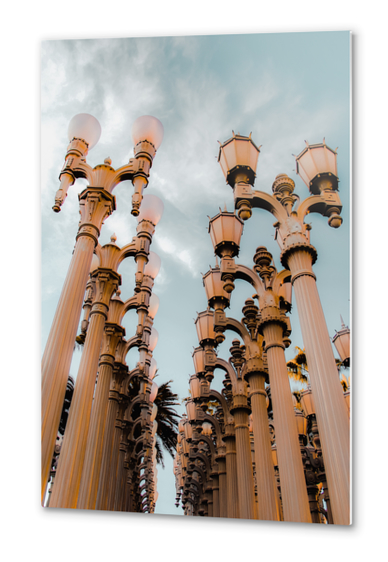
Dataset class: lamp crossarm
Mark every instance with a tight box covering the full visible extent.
[224,316,250,343]
[224,317,258,358]
[297,193,342,221]
[250,190,289,223]
[122,367,140,396]
[214,357,239,389]
[63,160,93,183]
[120,294,142,322]
[116,238,144,268]
[118,334,140,364]
[196,421,218,460]
[112,159,149,188]
[189,450,212,476]
[272,268,292,294]
[208,389,233,425]
[233,264,264,296]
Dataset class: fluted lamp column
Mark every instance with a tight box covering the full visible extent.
[42,114,164,501]
[95,363,128,511]
[77,289,127,510]
[50,260,121,509]
[217,132,350,525]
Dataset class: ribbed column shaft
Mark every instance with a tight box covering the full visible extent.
[120,462,129,511]
[212,474,220,517]
[41,234,95,501]
[113,447,126,511]
[288,249,350,525]
[232,404,256,519]
[77,360,113,509]
[247,372,279,521]
[50,309,106,508]
[224,433,239,518]
[217,457,227,518]
[263,322,311,523]
[95,395,120,510]
[207,485,213,517]
[107,420,122,510]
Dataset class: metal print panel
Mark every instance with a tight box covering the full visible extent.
[41,31,351,524]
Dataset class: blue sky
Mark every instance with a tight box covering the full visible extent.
[41,31,351,517]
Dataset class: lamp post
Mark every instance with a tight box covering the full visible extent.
[95,362,129,511]
[217,133,350,525]
[206,206,310,522]
[203,261,279,521]
[41,113,164,502]
[77,282,150,510]
[194,310,257,520]
[300,385,334,523]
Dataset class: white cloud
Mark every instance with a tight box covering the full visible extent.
[154,233,201,278]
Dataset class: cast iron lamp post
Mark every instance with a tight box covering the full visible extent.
[42,113,164,502]
[300,385,334,523]
[203,265,280,521]
[217,132,350,525]
[204,236,311,522]
[49,225,162,509]
[194,310,258,520]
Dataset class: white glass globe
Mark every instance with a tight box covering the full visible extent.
[149,357,158,379]
[148,294,160,319]
[132,115,164,149]
[144,251,161,279]
[137,194,164,225]
[150,381,158,403]
[149,327,159,352]
[67,113,101,149]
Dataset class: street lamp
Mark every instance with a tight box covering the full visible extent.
[332,316,350,367]
[42,112,164,504]
[216,131,350,525]
[294,139,339,195]
[218,131,261,189]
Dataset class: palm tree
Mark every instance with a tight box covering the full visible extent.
[287,346,309,384]
[154,380,180,468]
[287,345,346,401]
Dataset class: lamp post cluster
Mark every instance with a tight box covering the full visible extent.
[42,113,165,513]
[174,132,350,524]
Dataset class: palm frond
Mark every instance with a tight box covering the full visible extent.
[154,380,180,465]
[287,347,309,383]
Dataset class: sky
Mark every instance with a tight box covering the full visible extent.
[41,31,351,517]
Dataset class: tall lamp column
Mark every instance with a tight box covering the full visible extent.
[42,114,164,501]
[218,134,350,525]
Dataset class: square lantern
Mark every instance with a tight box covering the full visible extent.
[186,399,197,422]
[189,375,201,400]
[208,211,244,258]
[294,409,307,437]
[278,281,292,312]
[300,386,315,417]
[195,310,216,346]
[202,266,230,309]
[192,347,206,375]
[295,140,338,195]
[332,320,350,367]
[218,133,261,187]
